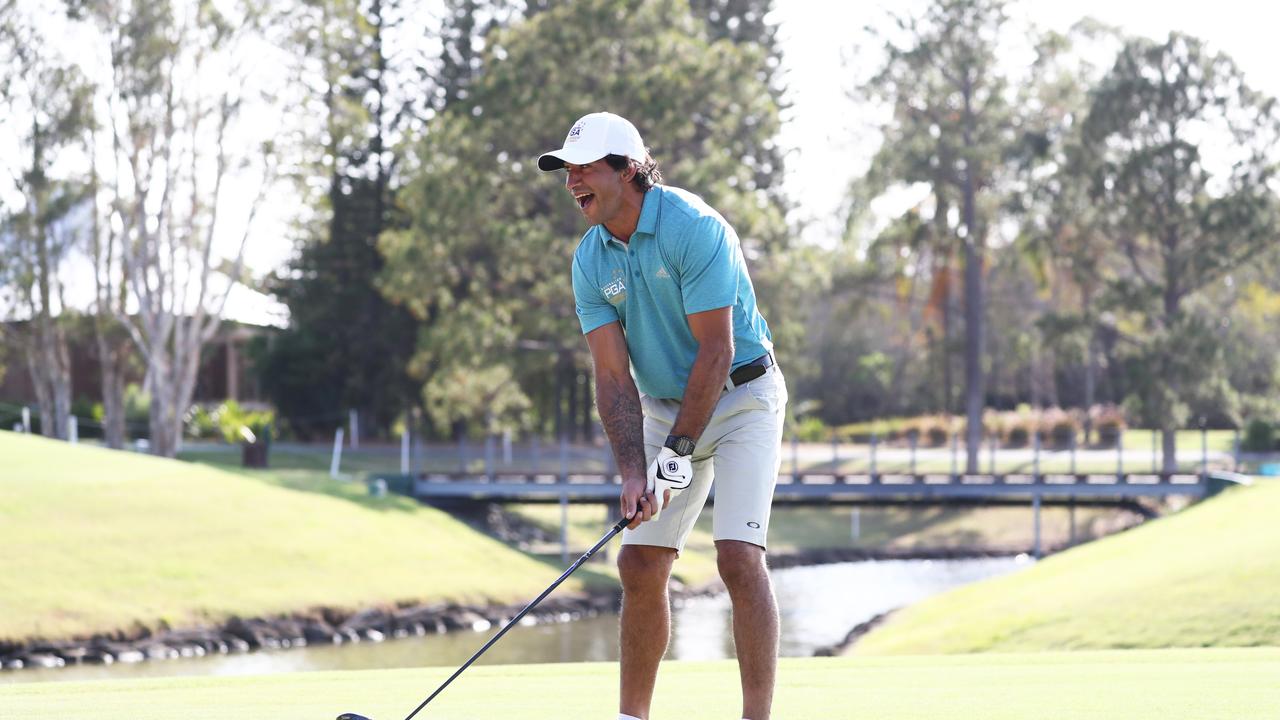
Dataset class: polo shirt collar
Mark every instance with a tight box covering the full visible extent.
[596,185,662,248]
[634,185,661,238]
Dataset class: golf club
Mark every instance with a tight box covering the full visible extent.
[336,513,633,720]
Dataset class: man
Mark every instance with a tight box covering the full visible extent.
[538,112,787,720]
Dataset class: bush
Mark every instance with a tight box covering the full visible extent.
[925,420,951,448]
[184,405,220,440]
[1242,419,1276,453]
[1040,407,1081,449]
[1090,405,1127,448]
[182,401,275,445]
[217,401,275,445]
[1004,421,1031,448]
[795,415,829,442]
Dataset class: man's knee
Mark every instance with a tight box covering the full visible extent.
[618,545,676,594]
[715,539,768,591]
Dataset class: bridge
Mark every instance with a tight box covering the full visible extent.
[371,467,1250,559]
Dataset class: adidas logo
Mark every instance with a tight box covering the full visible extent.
[655,266,670,279]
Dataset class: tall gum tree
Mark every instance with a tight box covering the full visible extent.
[80,0,278,456]
[857,0,1014,471]
[1084,32,1280,471]
[0,6,93,440]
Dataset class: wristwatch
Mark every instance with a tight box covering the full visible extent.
[664,434,696,456]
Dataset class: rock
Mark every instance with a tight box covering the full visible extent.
[85,651,115,665]
[303,622,342,645]
[142,643,178,661]
[21,653,65,669]
[224,617,280,650]
[224,636,251,654]
[340,609,390,635]
[114,649,146,664]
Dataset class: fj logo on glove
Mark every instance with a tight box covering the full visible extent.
[665,460,679,473]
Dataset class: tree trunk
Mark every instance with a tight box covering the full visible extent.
[1083,333,1098,444]
[99,338,128,448]
[934,196,953,416]
[961,85,985,473]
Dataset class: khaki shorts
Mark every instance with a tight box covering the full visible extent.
[623,366,787,551]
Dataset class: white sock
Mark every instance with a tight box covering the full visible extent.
[617,715,643,720]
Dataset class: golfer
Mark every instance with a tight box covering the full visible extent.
[539,112,787,720]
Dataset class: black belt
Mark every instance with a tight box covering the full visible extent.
[726,353,775,390]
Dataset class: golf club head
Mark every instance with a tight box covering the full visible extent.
[336,714,373,720]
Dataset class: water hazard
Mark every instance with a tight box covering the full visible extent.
[3,556,1027,684]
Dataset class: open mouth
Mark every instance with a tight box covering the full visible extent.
[574,192,595,211]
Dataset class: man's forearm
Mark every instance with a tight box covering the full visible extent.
[596,374,648,478]
[670,342,734,442]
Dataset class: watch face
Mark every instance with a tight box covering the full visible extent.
[667,435,695,456]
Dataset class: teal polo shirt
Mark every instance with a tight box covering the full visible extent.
[571,185,774,400]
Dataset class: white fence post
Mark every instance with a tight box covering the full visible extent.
[68,416,78,444]
[331,428,345,479]
[21,406,30,433]
[349,410,359,450]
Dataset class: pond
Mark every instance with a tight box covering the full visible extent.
[3,556,1028,685]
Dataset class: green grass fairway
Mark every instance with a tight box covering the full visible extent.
[0,432,612,641]
[2,649,1277,719]
[857,481,1280,654]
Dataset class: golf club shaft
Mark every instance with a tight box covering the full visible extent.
[401,515,631,720]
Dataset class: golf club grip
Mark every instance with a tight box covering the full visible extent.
[401,515,631,720]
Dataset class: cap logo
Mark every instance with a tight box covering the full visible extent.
[567,122,584,143]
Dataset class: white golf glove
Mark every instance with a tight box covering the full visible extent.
[645,447,693,518]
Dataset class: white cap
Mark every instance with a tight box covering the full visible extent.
[538,112,647,171]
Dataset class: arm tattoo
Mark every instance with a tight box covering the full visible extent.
[598,377,648,478]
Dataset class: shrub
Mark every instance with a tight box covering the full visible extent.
[1241,419,1276,453]
[1004,421,1031,448]
[1090,405,1127,448]
[1040,407,1081,449]
[925,420,951,448]
[795,415,829,443]
[214,401,275,445]
[184,405,220,440]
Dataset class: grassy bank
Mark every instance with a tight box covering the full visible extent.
[2,648,1277,719]
[0,432,613,642]
[855,480,1280,654]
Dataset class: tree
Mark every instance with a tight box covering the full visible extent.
[258,0,427,439]
[0,4,93,440]
[80,0,278,456]
[87,117,134,449]
[1012,20,1124,429]
[380,0,789,438]
[858,0,1014,470]
[1084,33,1280,470]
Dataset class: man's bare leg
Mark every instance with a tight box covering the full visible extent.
[716,540,778,720]
[618,544,677,719]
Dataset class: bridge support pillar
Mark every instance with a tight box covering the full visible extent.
[560,492,569,564]
[1032,494,1042,560]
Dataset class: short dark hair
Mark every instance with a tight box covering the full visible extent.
[604,153,663,193]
